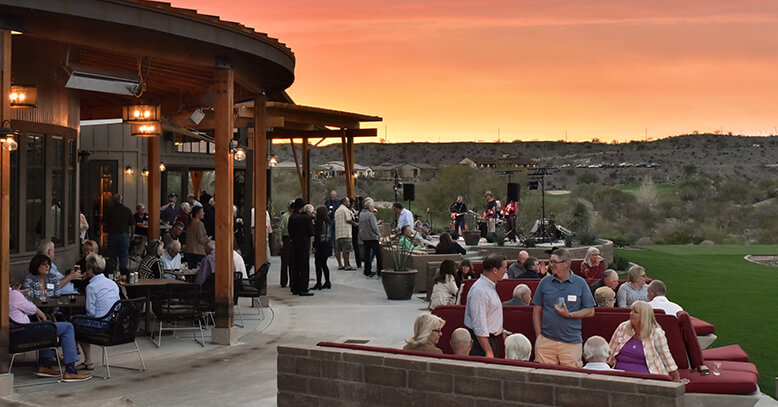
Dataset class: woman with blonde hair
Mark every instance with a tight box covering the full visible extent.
[580,246,604,279]
[607,301,681,381]
[403,313,445,354]
[504,333,532,361]
[616,265,649,308]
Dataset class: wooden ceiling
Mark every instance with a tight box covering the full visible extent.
[77,46,255,121]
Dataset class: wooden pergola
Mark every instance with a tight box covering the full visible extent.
[0,1,378,378]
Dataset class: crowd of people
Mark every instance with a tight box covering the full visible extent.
[406,249,688,382]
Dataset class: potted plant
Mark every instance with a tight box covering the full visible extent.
[381,242,417,300]
[463,230,481,246]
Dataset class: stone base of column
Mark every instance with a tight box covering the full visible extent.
[211,326,239,345]
[251,297,269,308]
[0,373,13,395]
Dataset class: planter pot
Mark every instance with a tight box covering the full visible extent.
[463,230,481,246]
[381,269,418,300]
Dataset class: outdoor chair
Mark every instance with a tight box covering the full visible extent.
[236,262,269,322]
[72,298,146,379]
[150,283,205,348]
[9,319,63,386]
[199,273,216,326]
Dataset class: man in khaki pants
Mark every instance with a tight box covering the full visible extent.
[532,248,595,367]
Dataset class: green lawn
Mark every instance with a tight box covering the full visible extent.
[616,245,778,397]
[618,182,676,198]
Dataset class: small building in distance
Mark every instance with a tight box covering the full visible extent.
[459,154,537,169]
[373,162,436,181]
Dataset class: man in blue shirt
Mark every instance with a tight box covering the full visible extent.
[75,253,120,371]
[531,248,595,367]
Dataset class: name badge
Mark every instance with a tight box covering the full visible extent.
[567,295,577,302]
[46,283,55,290]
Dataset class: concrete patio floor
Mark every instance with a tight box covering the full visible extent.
[1,255,422,406]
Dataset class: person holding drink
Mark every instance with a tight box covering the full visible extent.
[531,248,595,367]
[22,254,60,301]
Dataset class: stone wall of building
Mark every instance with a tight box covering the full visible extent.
[277,344,684,407]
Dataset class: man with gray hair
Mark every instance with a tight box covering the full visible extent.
[450,327,473,356]
[589,269,619,296]
[503,284,531,306]
[582,336,615,371]
[507,250,529,278]
[37,239,81,294]
[76,253,120,371]
[359,198,383,278]
[647,280,684,317]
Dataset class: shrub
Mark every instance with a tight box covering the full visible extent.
[609,255,630,271]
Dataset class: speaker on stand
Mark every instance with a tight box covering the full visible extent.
[403,183,415,212]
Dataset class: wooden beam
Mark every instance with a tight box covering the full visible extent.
[302,137,309,202]
[253,94,268,267]
[268,128,377,139]
[0,30,11,373]
[290,139,305,196]
[147,137,161,241]
[214,68,234,329]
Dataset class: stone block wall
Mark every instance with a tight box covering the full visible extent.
[277,345,684,407]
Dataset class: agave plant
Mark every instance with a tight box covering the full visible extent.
[388,241,412,271]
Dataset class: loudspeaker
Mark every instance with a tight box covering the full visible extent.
[403,183,415,201]
[508,183,520,202]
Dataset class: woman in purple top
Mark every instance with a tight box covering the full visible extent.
[608,301,681,381]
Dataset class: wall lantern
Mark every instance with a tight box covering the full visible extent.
[159,162,166,172]
[0,120,19,151]
[141,168,149,177]
[9,85,37,108]
[130,122,161,137]
[268,156,278,167]
[231,147,246,162]
[125,166,134,175]
[122,105,160,122]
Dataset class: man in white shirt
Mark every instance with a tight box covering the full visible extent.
[393,202,414,234]
[582,336,616,371]
[464,253,507,357]
[160,240,183,279]
[647,280,684,317]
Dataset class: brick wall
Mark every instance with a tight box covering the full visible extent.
[277,345,684,407]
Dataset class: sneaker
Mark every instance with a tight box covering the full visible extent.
[36,367,60,378]
[63,371,92,382]
[297,292,314,297]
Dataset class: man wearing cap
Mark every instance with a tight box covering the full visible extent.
[161,193,179,225]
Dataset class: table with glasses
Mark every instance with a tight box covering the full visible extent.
[164,268,199,282]
[124,279,187,335]
[33,294,87,320]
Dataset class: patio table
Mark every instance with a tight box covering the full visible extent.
[124,279,187,335]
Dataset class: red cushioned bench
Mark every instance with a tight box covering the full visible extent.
[430,305,758,394]
[471,259,584,277]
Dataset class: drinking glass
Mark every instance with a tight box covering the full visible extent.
[555,297,565,310]
[39,294,48,304]
[69,294,76,303]
[711,361,722,376]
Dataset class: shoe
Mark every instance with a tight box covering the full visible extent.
[76,362,95,371]
[63,371,92,382]
[291,290,299,295]
[312,283,322,290]
[337,266,345,270]
[298,292,314,296]
[36,367,60,378]
[280,284,287,288]
[365,273,376,279]
[323,281,331,289]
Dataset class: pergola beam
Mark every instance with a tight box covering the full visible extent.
[268,128,376,140]
[253,94,268,268]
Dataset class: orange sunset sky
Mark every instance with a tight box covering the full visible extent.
[171,0,778,143]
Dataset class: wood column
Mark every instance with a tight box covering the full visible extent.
[0,30,11,373]
[344,133,355,198]
[214,68,234,330]
[301,137,309,202]
[253,94,267,267]
[147,137,160,241]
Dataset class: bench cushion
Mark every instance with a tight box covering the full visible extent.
[702,344,750,363]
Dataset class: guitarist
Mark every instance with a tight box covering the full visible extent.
[449,195,468,238]
[484,191,497,235]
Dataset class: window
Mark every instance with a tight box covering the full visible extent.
[67,139,77,244]
[25,134,44,251]
[51,136,65,245]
